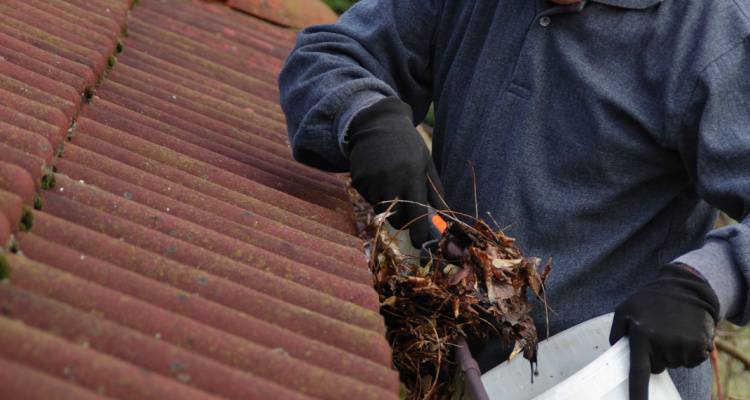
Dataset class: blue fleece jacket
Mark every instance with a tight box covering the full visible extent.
[279,1,750,397]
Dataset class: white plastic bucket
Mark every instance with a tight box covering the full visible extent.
[480,313,681,400]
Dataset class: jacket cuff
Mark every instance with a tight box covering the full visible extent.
[335,91,387,156]
[674,238,742,320]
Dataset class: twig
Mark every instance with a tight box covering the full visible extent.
[468,161,478,220]
[422,318,442,400]
[486,211,501,231]
[541,280,550,340]
[380,199,483,237]
[716,339,750,371]
[426,172,450,211]
[711,346,724,400]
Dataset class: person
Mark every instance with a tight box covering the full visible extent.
[278,1,750,398]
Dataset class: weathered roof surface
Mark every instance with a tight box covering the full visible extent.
[226,0,338,30]
[0,0,400,398]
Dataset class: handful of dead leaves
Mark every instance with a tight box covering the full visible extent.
[368,208,550,399]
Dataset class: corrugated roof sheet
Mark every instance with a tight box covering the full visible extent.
[0,0,401,398]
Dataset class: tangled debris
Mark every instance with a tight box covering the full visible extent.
[357,197,550,399]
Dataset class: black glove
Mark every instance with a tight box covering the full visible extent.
[347,97,445,247]
[609,264,719,400]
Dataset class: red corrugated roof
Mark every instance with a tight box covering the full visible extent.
[0,0,401,398]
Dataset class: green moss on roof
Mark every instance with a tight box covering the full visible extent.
[0,253,9,280]
[323,0,359,14]
[41,169,56,190]
[20,207,33,232]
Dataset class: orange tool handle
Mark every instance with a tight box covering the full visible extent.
[431,213,447,234]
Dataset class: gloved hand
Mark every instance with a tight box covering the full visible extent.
[347,97,445,247]
[609,263,720,400]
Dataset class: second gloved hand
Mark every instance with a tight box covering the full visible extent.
[609,263,720,400]
[347,97,445,247]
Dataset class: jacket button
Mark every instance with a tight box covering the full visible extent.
[539,16,551,27]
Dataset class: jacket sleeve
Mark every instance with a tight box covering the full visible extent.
[278,0,442,172]
[671,39,750,326]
